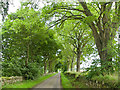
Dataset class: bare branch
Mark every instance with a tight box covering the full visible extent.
[81,37,90,49]
[47,14,84,30]
[57,7,85,13]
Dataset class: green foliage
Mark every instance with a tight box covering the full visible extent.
[91,73,118,88]
[86,58,118,79]
[1,0,119,85]
[21,63,43,80]
[2,59,42,80]
[55,62,63,72]
[2,3,62,79]
[85,59,102,79]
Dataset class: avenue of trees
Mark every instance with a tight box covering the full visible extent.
[1,3,62,79]
[1,0,120,80]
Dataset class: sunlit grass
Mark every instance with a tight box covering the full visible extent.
[63,72,89,88]
[2,73,56,88]
[61,73,74,88]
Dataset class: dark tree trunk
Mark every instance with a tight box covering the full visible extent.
[78,2,119,73]
[49,60,52,73]
[71,54,74,71]
[67,60,70,71]
[91,26,113,72]
[44,60,47,74]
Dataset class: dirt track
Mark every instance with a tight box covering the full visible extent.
[32,73,62,89]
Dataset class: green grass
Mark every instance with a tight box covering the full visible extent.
[2,73,56,88]
[66,74,89,88]
[61,73,74,88]
[65,71,119,88]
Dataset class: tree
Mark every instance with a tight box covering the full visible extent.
[43,1,120,72]
[2,6,50,79]
[59,20,92,72]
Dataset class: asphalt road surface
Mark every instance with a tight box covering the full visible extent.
[32,73,62,89]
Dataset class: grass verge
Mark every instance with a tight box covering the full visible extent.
[66,74,89,88]
[64,71,119,88]
[60,73,74,88]
[91,73,118,88]
[2,73,56,88]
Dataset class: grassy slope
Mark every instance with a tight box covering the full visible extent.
[68,77,89,88]
[64,71,89,88]
[60,73,74,88]
[61,72,89,88]
[64,71,119,88]
[91,73,119,88]
[2,73,56,88]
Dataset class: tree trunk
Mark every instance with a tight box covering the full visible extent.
[79,2,117,73]
[44,60,47,74]
[49,60,50,73]
[71,54,74,71]
[76,52,81,72]
[87,21,113,72]
[98,43,113,71]
[91,27,113,72]
[49,60,52,73]
[67,60,70,71]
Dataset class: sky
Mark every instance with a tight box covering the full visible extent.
[8,0,21,14]
[8,0,45,14]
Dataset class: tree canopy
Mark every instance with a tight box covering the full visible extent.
[1,0,119,80]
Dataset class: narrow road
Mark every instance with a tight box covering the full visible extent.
[32,73,62,89]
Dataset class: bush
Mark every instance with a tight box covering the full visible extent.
[21,63,43,80]
[2,59,23,76]
[2,59,43,80]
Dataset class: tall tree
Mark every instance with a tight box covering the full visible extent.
[2,6,51,79]
[43,1,120,72]
[59,20,92,72]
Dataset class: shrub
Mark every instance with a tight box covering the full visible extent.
[2,59,23,76]
[21,62,43,80]
[2,59,43,80]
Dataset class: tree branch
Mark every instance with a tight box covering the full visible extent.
[57,7,85,13]
[48,14,84,30]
